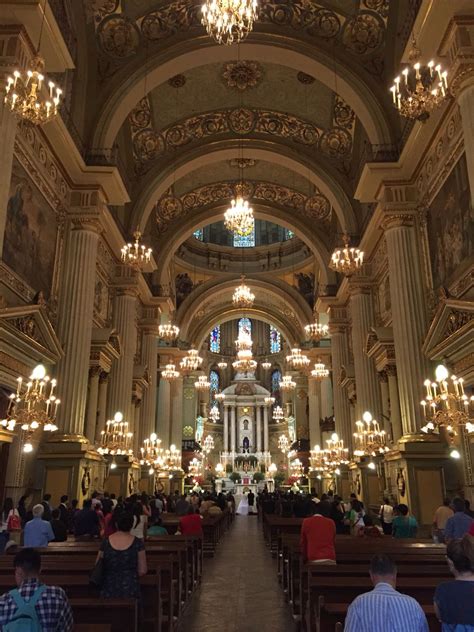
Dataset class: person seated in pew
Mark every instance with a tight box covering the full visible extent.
[74,499,100,539]
[434,534,474,630]
[24,504,55,548]
[300,501,336,564]
[0,548,73,631]
[359,514,383,538]
[178,507,203,537]
[147,516,168,536]
[391,503,418,539]
[97,511,147,600]
[344,554,429,632]
[444,497,473,544]
[50,509,68,542]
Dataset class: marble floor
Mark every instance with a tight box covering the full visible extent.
[179,515,295,632]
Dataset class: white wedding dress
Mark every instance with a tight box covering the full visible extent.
[236,493,249,516]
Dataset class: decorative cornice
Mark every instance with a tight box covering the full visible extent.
[381,212,417,231]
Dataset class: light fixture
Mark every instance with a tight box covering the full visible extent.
[278,434,290,454]
[264,396,275,407]
[286,348,310,370]
[1,364,60,453]
[141,433,182,472]
[368,461,376,470]
[224,196,254,236]
[215,393,226,403]
[209,405,220,422]
[233,327,257,372]
[203,434,215,453]
[353,411,389,457]
[180,348,203,373]
[272,405,284,421]
[215,462,224,476]
[202,0,259,46]
[261,360,271,370]
[158,323,180,342]
[305,321,330,342]
[279,375,296,391]
[450,448,461,460]
[161,363,180,380]
[195,375,211,391]
[329,234,364,277]
[232,275,255,308]
[390,39,448,121]
[121,229,152,270]
[311,361,330,381]
[218,362,228,369]
[98,412,134,456]
[309,433,349,475]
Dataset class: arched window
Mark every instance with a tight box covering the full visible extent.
[270,326,281,354]
[233,223,255,248]
[209,370,220,406]
[238,317,252,337]
[271,369,282,403]
[209,325,220,353]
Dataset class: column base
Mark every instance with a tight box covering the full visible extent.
[349,458,383,506]
[102,455,141,498]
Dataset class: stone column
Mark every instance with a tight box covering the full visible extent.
[329,323,353,450]
[56,208,101,436]
[379,371,391,437]
[382,213,429,435]
[230,406,236,453]
[223,405,229,451]
[170,377,184,449]
[320,376,333,420]
[387,367,403,442]
[263,406,269,452]
[308,377,322,449]
[157,374,171,444]
[139,309,160,443]
[349,285,383,421]
[107,276,138,424]
[85,368,100,443]
[95,372,109,442]
[132,396,142,455]
[256,405,262,452]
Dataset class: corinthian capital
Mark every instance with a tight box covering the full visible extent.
[381,212,417,231]
[440,16,474,97]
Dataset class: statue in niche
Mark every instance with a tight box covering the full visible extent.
[243,437,250,454]
[243,419,249,430]
[294,272,315,307]
[175,273,194,307]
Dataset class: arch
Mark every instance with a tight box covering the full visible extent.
[93,40,391,150]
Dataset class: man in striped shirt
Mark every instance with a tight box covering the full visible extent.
[344,554,429,632]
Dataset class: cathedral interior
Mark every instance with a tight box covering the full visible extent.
[0,0,473,529]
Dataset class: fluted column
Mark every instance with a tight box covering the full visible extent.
[230,406,236,453]
[263,406,269,452]
[383,214,429,435]
[321,376,333,420]
[56,212,101,436]
[139,310,160,443]
[170,377,183,449]
[157,373,171,443]
[378,371,391,437]
[95,372,109,442]
[308,377,321,448]
[85,368,100,443]
[387,367,403,442]
[107,276,138,424]
[329,323,353,450]
[350,285,382,421]
[223,405,229,451]
[256,405,262,452]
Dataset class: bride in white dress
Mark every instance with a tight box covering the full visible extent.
[236,492,249,515]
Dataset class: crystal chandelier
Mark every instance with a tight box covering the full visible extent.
[420,364,474,454]
[195,375,211,391]
[215,392,226,403]
[180,348,203,373]
[311,362,330,381]
[261,360,271,370]
[4,55,63,125]
[203,434,215,453]
[353,411,389,458]
[233,328,257,372]
[273,405,284,421]
[121,230,152,270]
[209,405,220,423]
[280,375,296,391]
[188,456,203,478]
[286,348,310,370]
[224,196,254,236]
[329,234,364,277]
[264,396,275,407]
[140,434,182,472]
[202,0,259,46]
[158,323,180,342]
[309,433,349,475]
[161,363,180,380]
[278,434,290,453]
[305,321,330,342]
[1,364,59,453]
[98,412,134,456]
[289,457,304,479]
[232,276,255,308]
[390,40,448,121]
[217,362,228,370]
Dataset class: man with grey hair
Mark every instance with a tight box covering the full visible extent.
[24,504,54,548]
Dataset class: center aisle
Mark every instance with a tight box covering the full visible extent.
[179,514,295,632]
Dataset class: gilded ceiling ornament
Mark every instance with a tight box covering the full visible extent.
[222,61,263,91]
[133,129,164,162]
[297,71,315,84]
[319,127,352,159]
[342,11,385,56]
[229,107,256,134]
[129,96,151,130]
[229,158,257,169]
[333,95,355,130]
[168,74,186,88]
[140,2,200,40]
[97,15,140,58]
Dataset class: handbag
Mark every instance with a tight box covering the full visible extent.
[89,557,104,587]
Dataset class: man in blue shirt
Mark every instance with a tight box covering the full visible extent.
[24,504,54,547]
[444,497,473,543]
[344,554,429,632]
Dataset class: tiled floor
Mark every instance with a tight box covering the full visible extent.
[179,515,295,632]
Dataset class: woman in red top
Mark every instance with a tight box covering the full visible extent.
[300,502,336,563]
[179,507,203,537]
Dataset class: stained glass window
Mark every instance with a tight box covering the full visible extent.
[270,326,281,354]
[210,370,219,406]
[285,229,295,240]
[209,325,220,353]
[271,369,282,402]
[238,317,252,338]
[233,223,255,248]
[193,229,203,241]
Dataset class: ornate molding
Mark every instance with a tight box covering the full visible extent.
[222,60,263,91]
[381,213,417,231]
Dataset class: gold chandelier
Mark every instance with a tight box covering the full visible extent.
[261,359,271,370]
[224,196,254,236]
[390,40,448,121]
[1,364,59,453]
[188,456,203,478]
[286,348,310,370]
[280,375,296,391]
[232,276,255,308]
[195,375,211,391]
[140,434,182,472]
[217,361,228,369]
[161,363,180,380]
[158,323,180,342]
[98,412,134,456]
[202,0,259,45]
[272,405,284,421]
[353,411,389,458]
[180,348,203,373]
[209,405,220,423]
[203,434,215,453]
[121,229,152,270]
[278,434,290,454]
[305,321,330,342]
[309,433,349,476]
[264,396,275,407]
[421,364,474,457]
[233,328,257,371]
[329,234,364,277]
[311,361,330,381]
[289,457,304,479]
[215,392,226,403]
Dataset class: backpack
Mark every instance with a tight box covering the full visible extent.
[7,510,21,531]
[5,584,46,631]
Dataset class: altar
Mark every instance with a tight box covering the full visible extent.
[234,482,258,495]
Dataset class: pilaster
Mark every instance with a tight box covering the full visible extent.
[328,311,353,451]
